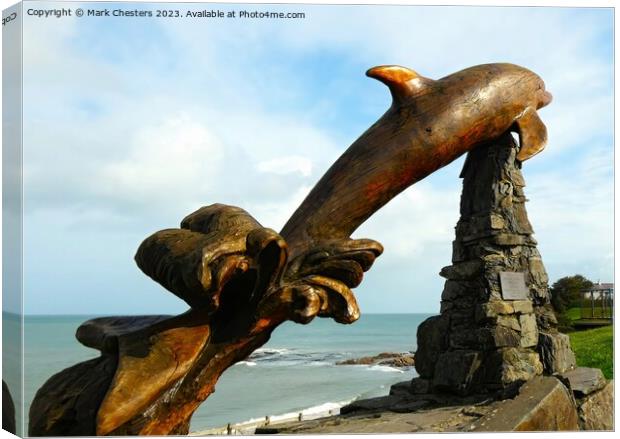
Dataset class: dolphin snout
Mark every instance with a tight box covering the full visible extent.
[537,89,553,109]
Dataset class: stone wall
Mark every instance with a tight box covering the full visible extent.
[414,132,575,395]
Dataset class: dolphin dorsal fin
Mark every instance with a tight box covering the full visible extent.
[366,65,429,104]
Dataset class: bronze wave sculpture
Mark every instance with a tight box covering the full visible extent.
[29,63,551,436]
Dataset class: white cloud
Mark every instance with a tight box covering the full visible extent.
[257,156,313,177]
[99,114,224,206]
[355,182,460,259]
[246,185,314,231]
[526,145,613,283]
[347,179,461,312]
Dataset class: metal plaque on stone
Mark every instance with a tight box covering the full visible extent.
[499,271,528,300]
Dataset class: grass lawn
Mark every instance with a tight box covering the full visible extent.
[566,306,611,320]
[568,325,613,379]
[566,307,581,321]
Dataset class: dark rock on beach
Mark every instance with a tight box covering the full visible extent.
[336,352,415,368]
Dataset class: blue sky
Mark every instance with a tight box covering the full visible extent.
[12,1,614,315]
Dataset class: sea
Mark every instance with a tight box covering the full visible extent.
[20,313,432,432]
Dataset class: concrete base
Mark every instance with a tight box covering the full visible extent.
[255,371,613,434]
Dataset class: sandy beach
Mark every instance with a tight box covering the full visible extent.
[190,400,351,435]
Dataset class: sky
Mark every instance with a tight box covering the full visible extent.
[4,1,614,315]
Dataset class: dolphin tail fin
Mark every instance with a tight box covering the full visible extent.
[366,65,430,104]
[515,107,548,161]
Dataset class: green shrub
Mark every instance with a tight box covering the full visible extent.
[556,313,574,332]
[550,275,593,314]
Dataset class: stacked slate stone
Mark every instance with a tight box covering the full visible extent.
[413,132,576,396]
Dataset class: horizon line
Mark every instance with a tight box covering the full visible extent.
[4,311,438,317]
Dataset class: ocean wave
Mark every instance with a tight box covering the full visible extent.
[247,348,347,368]
[245,348,414,371]
[301,399,356,416]
[236,361,257,367]
[367,365,405,373]
[240,397,358,426]
[251,347,290,356]
[305,361,332,367]
[262,359,334,367]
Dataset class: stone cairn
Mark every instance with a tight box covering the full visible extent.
[413,132,576,396]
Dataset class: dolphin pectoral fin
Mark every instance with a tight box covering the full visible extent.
[515,107,548,161]
[366,65,429,103]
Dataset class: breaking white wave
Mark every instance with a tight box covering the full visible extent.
[368,365,405,373]
[236,361,257,367]
[305,361,332,367]
[301,399,356,417]
[251,347,290,356]
[247,347,348,368]
[236,397,358,427]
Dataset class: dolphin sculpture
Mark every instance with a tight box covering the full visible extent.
[29,63,551,436]
[281,63,552,255]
